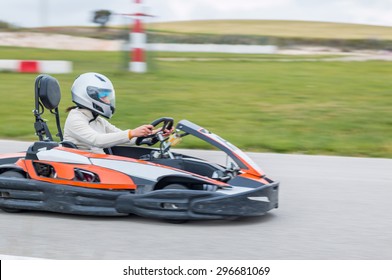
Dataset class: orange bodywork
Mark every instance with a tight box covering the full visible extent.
[16,158,136,190]
[57,147,229,187]
[12,146,230,190]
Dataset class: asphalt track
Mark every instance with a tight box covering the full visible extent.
[0,140,391,260]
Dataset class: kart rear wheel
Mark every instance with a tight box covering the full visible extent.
[0,170,25,213]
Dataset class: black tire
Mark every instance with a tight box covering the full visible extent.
[1,207,23,213]
[163,184,187,190]
[1,170,25,178]
[0,170,25,213]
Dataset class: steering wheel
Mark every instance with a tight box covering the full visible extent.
[135,117,174,146]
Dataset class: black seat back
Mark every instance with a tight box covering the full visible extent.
[36,75,61,110]
[33,75,63,141]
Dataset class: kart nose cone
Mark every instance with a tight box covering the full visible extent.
[191,182,279,217]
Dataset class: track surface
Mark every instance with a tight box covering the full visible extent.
[0,140,391,260]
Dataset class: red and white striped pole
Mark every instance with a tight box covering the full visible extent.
[130,0,147,73]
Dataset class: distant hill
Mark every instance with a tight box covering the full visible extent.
[146,20,392,40]
[145,20,392,50]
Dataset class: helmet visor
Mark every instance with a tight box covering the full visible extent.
[87,86,115,107]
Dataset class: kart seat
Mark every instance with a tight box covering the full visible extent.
[60,140,78,149]
[33,75,78,149]
[36,75,61,112]
[34,74,63,142]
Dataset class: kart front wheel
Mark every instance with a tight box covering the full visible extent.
[163,184,187,190]
[0,170,25,213]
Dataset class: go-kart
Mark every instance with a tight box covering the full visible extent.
[0,75,279,221]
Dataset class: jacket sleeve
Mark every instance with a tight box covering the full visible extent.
[65,111,131,148]
[100,117,137,145]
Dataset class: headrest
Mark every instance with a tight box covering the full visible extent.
[36,75,61,110]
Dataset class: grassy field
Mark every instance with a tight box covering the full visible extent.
[1,46,391,158]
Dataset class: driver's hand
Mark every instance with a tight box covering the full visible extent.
[153,127,174,137]
[130,124,154,138]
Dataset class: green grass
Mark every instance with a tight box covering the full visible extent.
[1,46,392,158]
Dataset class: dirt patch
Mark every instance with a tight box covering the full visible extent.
[0,32,123,51]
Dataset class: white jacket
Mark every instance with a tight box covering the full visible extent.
[63,108,133,153]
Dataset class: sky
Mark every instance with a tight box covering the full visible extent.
[0,0,392,28]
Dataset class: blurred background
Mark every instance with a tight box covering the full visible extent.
[1,0,392,27]
[1,0,392,262]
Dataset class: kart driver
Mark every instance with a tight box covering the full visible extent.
[63,72,171,153]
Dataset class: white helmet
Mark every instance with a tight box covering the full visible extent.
[71,72,115,118]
